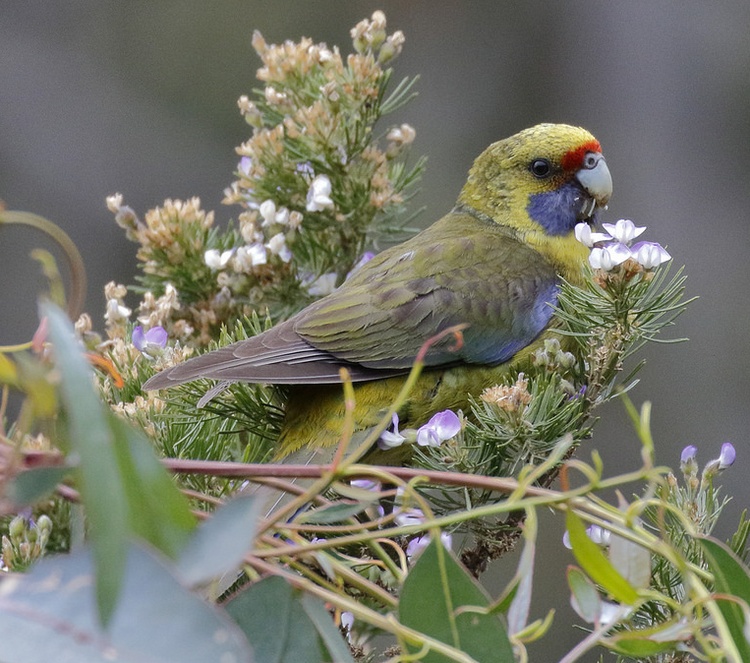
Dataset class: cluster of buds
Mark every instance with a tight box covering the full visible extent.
[105,12,420,370]
[1,514,52,573]
[222,11,418,303]
[576,219,671,286]
[532,338,576,374]
[350,10,405,63]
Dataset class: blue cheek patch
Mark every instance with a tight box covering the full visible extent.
[527,181,590,236]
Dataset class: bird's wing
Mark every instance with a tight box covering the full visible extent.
[144,213,559,388]
[295,214,559,370]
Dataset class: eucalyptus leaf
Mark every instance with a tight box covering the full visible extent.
[0,545,252,663]
[699,536,750,660]
[567,566,601,624]
[108,412,195,559]
[176,493,262,587]
[7,465,72,506]
[607,635,680,657]
[609,529,651,590]
[565,510,639,606]
[297,501,370,524]
[226,576,348,663]
[399,538,514,662]
[44,302,128,625]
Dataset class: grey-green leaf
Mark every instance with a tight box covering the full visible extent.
[226,576,352,663]
[6,465,72,506]
[399,538,514,662]
[43,302,128,625]
[0,545,253,663]
[176,493,263,587]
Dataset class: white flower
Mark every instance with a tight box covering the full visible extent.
[264,86,287,105]
[259,200,276,226]
[630,241,671,269]
[306,272,337,296]
[406,532,453,561]
[574,222,612,248]
[204,249,234,270]
[259,201,291,228]
[106,193,124,213]
[234,244,268,271]
[395,508,425,528]
[602,219,646,245]
[588,243,631,271]
[379,413,406,449]
[288,210,304,229]
[562,524,611,550]
[386,123,416,146]
[306,174,334,212]
[265,233,292,263]
[105,298,131,324]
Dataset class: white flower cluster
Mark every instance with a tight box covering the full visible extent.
[211,170,337,274]
[575,219,671,271]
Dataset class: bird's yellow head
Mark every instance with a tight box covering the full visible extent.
[458,123,612,236]
[457,123,612,281]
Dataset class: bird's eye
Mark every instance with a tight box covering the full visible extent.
[583,153,598,169]
[529,159,551,178]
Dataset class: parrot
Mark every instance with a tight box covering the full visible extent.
[144,123,612,466]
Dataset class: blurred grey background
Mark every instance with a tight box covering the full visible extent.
[2,2,749,659]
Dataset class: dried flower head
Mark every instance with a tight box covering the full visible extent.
[480,374,532,413]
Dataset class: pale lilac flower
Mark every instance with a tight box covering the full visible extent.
[703,442,736,480]
[306,174,334,212]
[340,612,355,642]
[563,524,611,550]
[680,444,699,479]
[588,243,631,271]
[238,157,252,176]
[602,219,646,245]
[204,249,234,270]
[680,445,697,465]
[132,325,168,358]
[378,413,406,450]
[296,162,315,176]
[340,611,367,647]
[351,478,381,492]
[406,532,453,560]
[630,241,671,269]
[265,233,292,263]
[346,252,375,279]
[574,223,612,248]
[416,410,461,447]
[718,442,736,469]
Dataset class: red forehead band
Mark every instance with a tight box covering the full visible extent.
[561,140,602,171]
